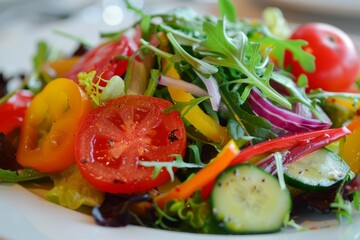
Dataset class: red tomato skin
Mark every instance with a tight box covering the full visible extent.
[75,95,187,194]
[65,35,137,82]
[284,23,360,92]
[0,90,33,135]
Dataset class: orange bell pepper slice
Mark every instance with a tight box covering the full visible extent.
[16,78,93,173]
[340,117,360,174]
[154,140,239,208]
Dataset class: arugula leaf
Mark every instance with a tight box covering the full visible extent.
[139,154,204,181]
[220,85,276,143]
[226,118,254,147]
[197,18,291,109]
[0,168,47,182]
[187,144,206,165]
[53,29,93,48]
[260,35,315,72]
[144,69,159,96]
[166,32,218,75]
[218,0,237,23]
[331,192,353,223]
[124,0,147,17]
[159,23,201,46]
[307,89,360,101]
[163,95,210,118]
[271,71,326,121]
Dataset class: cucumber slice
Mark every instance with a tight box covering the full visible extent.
[211,163,291,234]
[284,148,350,192]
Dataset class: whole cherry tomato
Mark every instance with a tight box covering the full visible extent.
[284,23,360,92]
[75,95,187,194]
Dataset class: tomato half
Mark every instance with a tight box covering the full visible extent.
[65,35,137,82]
[284,23,360,92]
[16,78,93,173]
[75,95,187,194]
[0,90,33,135]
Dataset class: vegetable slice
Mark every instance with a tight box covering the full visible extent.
[284,148,350,192]
[164,65,228,145]
[154,140,239,208]
[75,95,187,194]
[211,163,291,233]
[248,88,332,133]
[16,78,93,173]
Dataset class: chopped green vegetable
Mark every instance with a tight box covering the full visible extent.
[139,154,204,181]
[0,168,47,182]
[78,71,125,106]
[218,0,237,23]
[197,18,291,109]
[46,165,104,210]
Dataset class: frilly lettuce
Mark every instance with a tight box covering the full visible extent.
[45,164,104,210]
[158,192,210,232]
[78,71,125,106]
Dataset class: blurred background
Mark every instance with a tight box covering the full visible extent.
[1,0,359,75]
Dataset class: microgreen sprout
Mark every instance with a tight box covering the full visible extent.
[78,71,125,106]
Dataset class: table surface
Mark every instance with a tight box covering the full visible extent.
[1,0,359,75]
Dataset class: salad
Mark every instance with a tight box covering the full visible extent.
[1,0,360,235]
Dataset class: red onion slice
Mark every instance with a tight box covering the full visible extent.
[248,88,332,133]
[194,71,221,111]
[158,74,208,97]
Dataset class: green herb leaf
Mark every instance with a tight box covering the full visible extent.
[218,0,237,23]
[53,29,93,48]
[261,36,315,73]
[167,32,218,75]
[164,96,210,118]
[125,0,147,17]
[197,18,291,109]
[330,192,353,224]
[220,85,276,143]
[144,69,159,96]
[139,154,204,181]
[271,71,326,122]
[0,168,47,182]
[187,144,204,165]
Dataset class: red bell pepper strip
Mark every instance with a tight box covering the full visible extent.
[201,126,351,200]
[257,126,351,174]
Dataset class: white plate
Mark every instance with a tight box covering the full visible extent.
[1,183,360,240]
[1,1,360,240]
[257,0,360,18]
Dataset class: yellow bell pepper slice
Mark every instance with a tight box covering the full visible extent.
[164,65,228,145]
[339,117,360,174]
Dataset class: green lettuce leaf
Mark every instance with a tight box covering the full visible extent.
[46,164,104,210]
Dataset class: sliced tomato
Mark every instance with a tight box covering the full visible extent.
[75,95,187,194]
[0,90,33,135]
[65,35,137,82]
[16,78,93,173]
